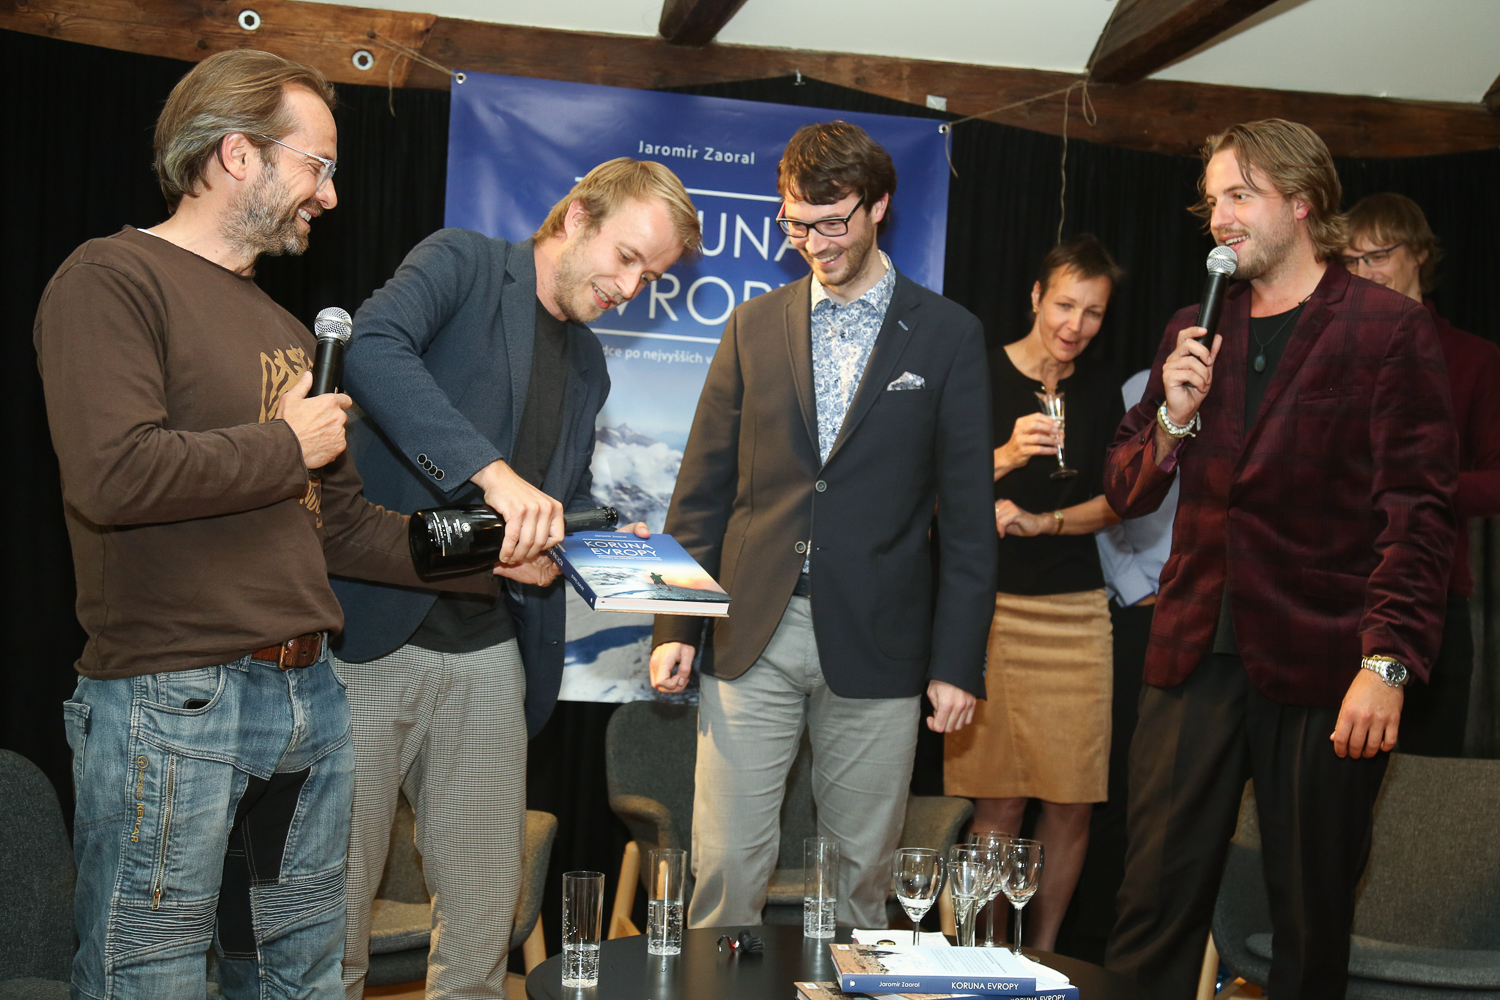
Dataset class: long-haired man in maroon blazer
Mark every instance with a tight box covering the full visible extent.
[1102,120,1457,1000]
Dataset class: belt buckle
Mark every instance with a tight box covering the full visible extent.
[277,641,290,670]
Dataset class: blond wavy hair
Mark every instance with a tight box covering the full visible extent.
[1190,119,1346,261]
[533,158,701,259]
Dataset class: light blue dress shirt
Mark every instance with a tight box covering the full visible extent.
[1095,369,1179,607]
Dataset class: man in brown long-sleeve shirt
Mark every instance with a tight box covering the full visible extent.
[33,51,490,1000]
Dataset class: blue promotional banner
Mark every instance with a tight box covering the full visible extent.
[446,72,950,702]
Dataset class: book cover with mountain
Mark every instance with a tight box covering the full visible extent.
[550,531,729,616]
[588,424,681,531]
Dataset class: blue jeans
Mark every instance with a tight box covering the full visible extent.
[63,649,353,1000]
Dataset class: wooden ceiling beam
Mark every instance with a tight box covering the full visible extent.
[4,0,1498,159]
[1088,0,1281,86]
[659,0,752,47]
[2,0,434,86]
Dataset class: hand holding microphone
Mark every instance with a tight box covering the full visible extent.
[1162,247,1235,427]
[278,306,354,469]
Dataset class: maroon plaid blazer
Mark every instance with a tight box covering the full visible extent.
[1105,264,1457,707]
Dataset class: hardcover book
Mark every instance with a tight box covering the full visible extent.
[797,979,1077,1000]
[829,943,1055,996]
[796,980,976,999]
[548,531,730,616]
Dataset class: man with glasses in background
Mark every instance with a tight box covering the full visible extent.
[650,121,996,929]
[34,51,495,999]
[1342,192,1500,757]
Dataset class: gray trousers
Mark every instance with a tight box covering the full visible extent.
[336,642,527,1000]
[689,595,920,929]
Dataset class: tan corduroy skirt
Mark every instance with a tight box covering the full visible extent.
[944,589,1112,803]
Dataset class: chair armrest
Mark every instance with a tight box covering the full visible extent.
[609,794,680,856]
[901,795,975,853]
[511,810,559,952]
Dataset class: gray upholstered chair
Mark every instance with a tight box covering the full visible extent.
[366,796,557,993]
[1208,754,1500,1000]
[0,750,76,1000]
[603,701,974,934]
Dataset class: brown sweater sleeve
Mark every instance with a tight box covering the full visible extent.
[35,260,310,525]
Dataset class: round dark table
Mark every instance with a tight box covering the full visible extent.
[525,926,1151,1000]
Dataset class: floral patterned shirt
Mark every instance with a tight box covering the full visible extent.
[805,251,895,572]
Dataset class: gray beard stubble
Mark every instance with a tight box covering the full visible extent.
[220,163,307,261]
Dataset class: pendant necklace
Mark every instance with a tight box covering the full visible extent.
[1251,299,1307,374]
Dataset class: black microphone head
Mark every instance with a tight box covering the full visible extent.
[314,306,353,344]
[1206,245,1238,276]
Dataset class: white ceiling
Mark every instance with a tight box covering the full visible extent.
[303,0,1499,103]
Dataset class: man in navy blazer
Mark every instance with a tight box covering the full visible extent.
[331,160,700,1000]
[651,123,996,929]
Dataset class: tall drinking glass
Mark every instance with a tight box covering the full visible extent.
[1000,839,1044,956]
[561,871,605,987]
[946,844,994,947]
[1034,389,1077,479]
[804,837,840,939]
[647,848,686,956]
[891,848,944,945]
[970,831,1016,947]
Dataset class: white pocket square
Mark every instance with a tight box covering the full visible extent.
[887,371,926,391]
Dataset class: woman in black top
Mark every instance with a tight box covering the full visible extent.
[945,235,1124,951]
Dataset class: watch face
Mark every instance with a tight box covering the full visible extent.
[1388,662,1408,685]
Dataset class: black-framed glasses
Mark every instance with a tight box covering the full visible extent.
[1341,242,1403,270]
[776,196,865,238]
[259,135,338,190]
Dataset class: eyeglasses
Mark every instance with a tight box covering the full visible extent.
[776,196,865,238]
[259,135,338,190]
[1340,242,1403,270]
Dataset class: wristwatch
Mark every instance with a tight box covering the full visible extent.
[1360,655,1409,688]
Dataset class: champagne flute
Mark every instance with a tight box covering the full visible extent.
[1000,838,1044,956]
[1034,389,1077,479]
[969,831,1016,947]
[891,848,944,946]
[946,844,995,948]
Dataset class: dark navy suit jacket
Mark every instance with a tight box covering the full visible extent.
[330,229,609,735]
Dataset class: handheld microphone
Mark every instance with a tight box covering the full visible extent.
[310,306,353,396]
[1196,246,1238,342]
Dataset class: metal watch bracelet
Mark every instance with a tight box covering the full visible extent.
[1360,655,1410,688]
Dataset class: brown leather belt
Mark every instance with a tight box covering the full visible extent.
[250,632,324,670]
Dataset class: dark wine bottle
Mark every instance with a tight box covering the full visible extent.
[408,504,619,578]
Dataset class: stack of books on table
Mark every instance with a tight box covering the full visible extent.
[800,939,1079,1000]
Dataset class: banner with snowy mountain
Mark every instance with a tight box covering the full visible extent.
[447,72,950,702]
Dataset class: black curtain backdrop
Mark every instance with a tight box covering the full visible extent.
[5,26,1497,966]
